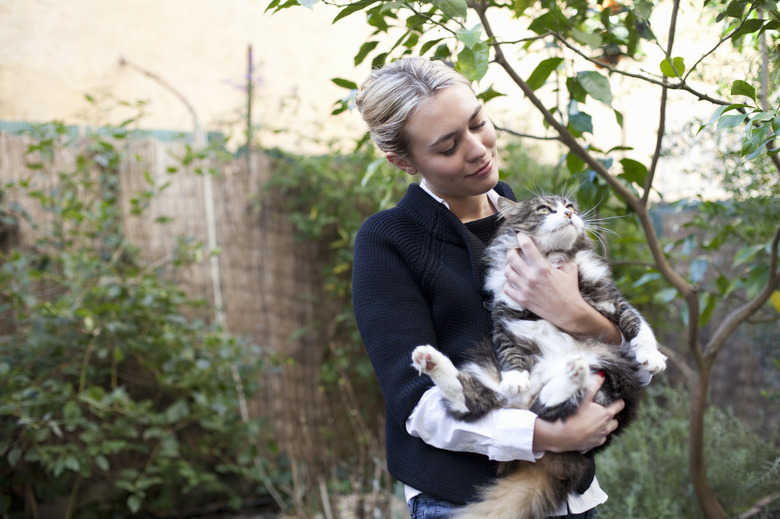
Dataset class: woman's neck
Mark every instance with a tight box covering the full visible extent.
[452,194,497,223]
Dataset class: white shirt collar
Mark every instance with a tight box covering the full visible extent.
[420,178,500,213]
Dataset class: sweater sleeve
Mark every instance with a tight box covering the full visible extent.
[352,211,441,427]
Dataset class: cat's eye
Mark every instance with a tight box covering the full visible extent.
[536,206,551,214]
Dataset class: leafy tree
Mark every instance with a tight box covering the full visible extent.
[267,0,780,516]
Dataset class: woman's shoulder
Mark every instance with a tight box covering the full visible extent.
[356,206,430,257]
[357,183,431,239]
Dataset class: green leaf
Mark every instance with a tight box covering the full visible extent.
[95,454,110,471]
[567,77,587,103]
[456,41,490,81]
[354,41,379,66]
[513,0,536,16]
[733,244,763,266]
[688,257,709,283]
[565,151,586,175]
[619,158,648,185]
[528,10,569,34]
[659,57,685,78]
[745,264,769,300]
[725,0,744,18]
[613,107,624,128]
[731,80,756,102]
[632,272,662,288]
[716,113,748,130]
[477,85,507,103]
[568,111,593,135]
[420,38,445,56]
[576,71,613,106]
[332,0,380,23]
[699,292,717,326]
[164,400,190,424]
[526,57,564,91]
[456,24,483,49]
[127,495,142,514]
[331,77,358,90]
[654,287,678,304]
[8,448,22,467]
[433,0,468,20]
[733,18,765,38]
[572,28,602,49]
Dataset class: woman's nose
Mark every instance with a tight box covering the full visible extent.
[464,132,487,160]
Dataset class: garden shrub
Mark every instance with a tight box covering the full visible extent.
[0,123,275,517]
[596,383,780,518]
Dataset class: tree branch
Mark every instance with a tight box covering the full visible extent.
[549,33,733,106]
[472,1,694,313]
[493,124,562,142]
[705,222,780,363]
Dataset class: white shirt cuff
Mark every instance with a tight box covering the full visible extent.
[405,386,540,462]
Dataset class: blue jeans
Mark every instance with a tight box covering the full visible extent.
[408,492,598,519]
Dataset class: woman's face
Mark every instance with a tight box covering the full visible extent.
[389,84,499,204]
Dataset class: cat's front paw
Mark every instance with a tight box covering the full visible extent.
[412,345,448,375]
[500,369,531,396]
[635,347,667,374]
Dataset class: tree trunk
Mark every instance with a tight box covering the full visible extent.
[689,366,728,519]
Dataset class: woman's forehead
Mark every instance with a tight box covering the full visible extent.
[406,85,482,147]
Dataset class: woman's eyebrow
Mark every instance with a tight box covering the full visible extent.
[428,105,483,149]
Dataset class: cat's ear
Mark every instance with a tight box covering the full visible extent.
[386,153,418,176]
[496,196,516,213]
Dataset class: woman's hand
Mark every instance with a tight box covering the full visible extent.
[504,233,621,345]
[532,374,624,454]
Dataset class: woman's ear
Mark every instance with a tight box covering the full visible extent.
[386,153,417,176]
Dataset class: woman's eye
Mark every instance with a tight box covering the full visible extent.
[471,120,487,131]
[442,144,457,156]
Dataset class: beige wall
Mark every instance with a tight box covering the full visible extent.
[0,0,373,151]
[1,0,743,198]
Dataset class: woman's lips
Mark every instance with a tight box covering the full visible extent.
[469,159,493,177]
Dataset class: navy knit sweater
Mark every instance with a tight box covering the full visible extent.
[352,181,517,504]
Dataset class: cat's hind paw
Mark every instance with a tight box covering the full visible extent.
[635,347,667,374]
[567,357,589,385]
[412,345,451,376]
[499,369,531,396]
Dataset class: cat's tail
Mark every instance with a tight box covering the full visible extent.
[452,453,591,519]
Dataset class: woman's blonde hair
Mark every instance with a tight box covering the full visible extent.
[355,57,472,158]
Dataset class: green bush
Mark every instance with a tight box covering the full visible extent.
[596,383,780,518]
[0,123,275,517]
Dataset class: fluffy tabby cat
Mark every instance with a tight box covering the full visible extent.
[411,194,667,519]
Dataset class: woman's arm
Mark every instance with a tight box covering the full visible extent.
[406,386,540,462]
[407,373,622,461]
[503,233,622,345]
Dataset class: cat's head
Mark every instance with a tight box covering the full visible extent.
[496,195,585,253]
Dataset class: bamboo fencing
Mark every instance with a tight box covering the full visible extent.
[0,131,350,488]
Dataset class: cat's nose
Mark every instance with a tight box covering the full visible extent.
[564,210,573,219]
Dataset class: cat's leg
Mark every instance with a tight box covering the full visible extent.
[630,320,667,374]
[537,357,589,408]
[411,345,469,413]
[499,369,532,408]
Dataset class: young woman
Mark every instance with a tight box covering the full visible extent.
[351,56,624,519]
